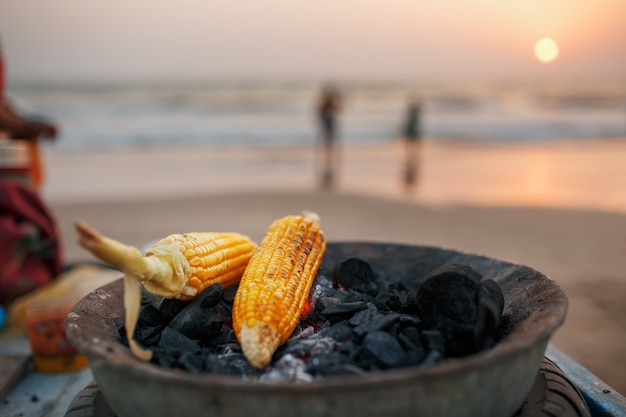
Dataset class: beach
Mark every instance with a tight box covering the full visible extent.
[41,138,626,394]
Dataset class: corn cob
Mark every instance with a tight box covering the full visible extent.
[75,221,256,361]
[232,211,326,369]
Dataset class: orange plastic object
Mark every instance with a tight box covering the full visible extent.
[25,297,88,373]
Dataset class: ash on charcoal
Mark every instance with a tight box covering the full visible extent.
[260,354,314,383]
[123,258,504,382]
[280,335,337,358]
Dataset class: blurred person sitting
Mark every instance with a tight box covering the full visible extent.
[0,36,62,308]
[0,36,57,188]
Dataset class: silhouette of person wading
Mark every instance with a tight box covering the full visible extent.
[317,85,342,189]
[403,97,422,189]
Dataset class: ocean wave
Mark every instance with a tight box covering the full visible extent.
[6,80,626,150]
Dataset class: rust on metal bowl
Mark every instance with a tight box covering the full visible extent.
[66,242,568,417]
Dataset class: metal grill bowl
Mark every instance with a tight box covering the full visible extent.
[66,242,568,417]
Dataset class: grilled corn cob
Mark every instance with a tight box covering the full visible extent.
[75,221,256,360]
[232,211,326,368]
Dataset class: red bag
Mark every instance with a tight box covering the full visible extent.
[0,179,63,305]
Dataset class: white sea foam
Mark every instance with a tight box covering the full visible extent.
[6,80,626,151]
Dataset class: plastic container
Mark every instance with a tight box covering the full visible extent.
[25,294,88,373]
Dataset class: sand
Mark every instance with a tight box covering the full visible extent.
[39,138,626,394]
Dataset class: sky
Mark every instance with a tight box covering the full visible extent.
[1,0,625,83]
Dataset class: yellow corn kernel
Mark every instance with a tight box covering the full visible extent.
[75,221,256,360]
[232,211,326,369]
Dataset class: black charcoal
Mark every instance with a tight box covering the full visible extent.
[158,298,188,322]
[317,320,354,342]
[122,258,505,382]
[417,264,484,357]
[157,327,200,354]
[321,301,368,316]
[333,258,378,296]
[359,331,407,369]
[353,313,401,337]
[349,303,379,326]
[376,293,402,312]
[167,307,224,341]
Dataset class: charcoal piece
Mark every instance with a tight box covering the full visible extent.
[133,324,163,347]
[168,308,224,341]
[304,307,324,323]
[137,304,166,327]
[306,351,356,376]
[353,313,401,337]
[397,327,425,365]
[349,303,379,326]
[167,288,228,340]
[207,353,259,377]
[421,329,445,365]
[337,340,360,361]
[359,331,407,369]
[321,301,368,317]
[157,327,200,354]
[281,337,337,358]
[343,291,369,303]
[474,279,505,350]
[152,347,180,368]
[221,285,237,304]
[376,293,402,312]
[333,258,378,296]
[210,328,238,347]
[417,264,482,325]
[421,329,445,353]
[140,286,161,308]
[399,326,421,348]
[158,298,188,322]
[313,285,348,301]
[315,296,342,311]
[218,299,233,316]
[318,320,354,342]
[119,305,164,347]
[199,284,223,309]
[404,289,420,315]
[397,314,422,328]
[175,351,205,373]
[367,296,391,313]
[416,263,483,357]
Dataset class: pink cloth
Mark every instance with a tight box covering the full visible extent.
[0,178,63,305]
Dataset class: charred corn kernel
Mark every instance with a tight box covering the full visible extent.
[75,221,256,360]
[232,211,326,368]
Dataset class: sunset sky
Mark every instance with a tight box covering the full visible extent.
[1,0,625,83]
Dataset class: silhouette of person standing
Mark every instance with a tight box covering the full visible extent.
[403,97,422,188]
[317,85,342,189]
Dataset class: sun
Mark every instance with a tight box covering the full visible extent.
[534,37,559,63]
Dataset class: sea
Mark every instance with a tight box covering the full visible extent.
[5,79,626,151]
